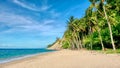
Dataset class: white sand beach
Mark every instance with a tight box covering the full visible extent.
[1,50,120,68]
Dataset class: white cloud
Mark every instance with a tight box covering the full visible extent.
[64,5,82,17]
[0,12,34,26]
[40,5,50,11]
[0,0,63,36]
[49,10,60,18]
[13,0,51,12]
[43,19,55,25]
[0,12,65,36]
[12,0,60,18]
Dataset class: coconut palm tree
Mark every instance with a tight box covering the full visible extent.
[101,0,116,50]
[64,16,80,49]
[89,0,116,51]
[89,0,105,51]
[85,5,96,50]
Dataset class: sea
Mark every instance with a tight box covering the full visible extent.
[0,48,55,64]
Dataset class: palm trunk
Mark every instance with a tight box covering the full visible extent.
[71,40,75,49]
[77,32,83,49]
[74,35,80,50]
[89,26,93,50]
[69,37,75,50]
[76,32,81,49]
[73,31,80,50]
[67,39,71,49]
[72,33,77,50]
[98,29,105,51]
[103,5,116,51]
[95,6,105,51]
[78,37,83,49]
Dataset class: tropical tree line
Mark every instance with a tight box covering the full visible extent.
[61,0,120,51]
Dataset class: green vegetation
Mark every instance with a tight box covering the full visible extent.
[61,0,120,51]
[49,0,120,53]
[97,49,120,54]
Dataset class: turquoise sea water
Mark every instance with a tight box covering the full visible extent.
[0,49,54,63]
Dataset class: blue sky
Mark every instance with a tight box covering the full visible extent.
[0,0,90,48]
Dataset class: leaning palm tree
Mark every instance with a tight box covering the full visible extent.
[85,5,95,50]
[100,0,116,51]
[71,19,86,49]
[65,16,80,49]
[89,0,116,51]
[89,0,105,51]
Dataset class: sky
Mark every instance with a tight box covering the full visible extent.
[0,0,90,48]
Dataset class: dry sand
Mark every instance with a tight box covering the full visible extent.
[1,49,120,68]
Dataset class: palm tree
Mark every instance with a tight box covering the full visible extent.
[65,16,80,49]
[85,5,95,50]
[89,0,105,51]
[72,19,86,49]
[89,0,116,51]
[101,0,116,51]
[66,17,87,50]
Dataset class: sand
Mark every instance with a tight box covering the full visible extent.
[1,49,120,68]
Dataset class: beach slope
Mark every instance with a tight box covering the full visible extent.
[1,50,120,68]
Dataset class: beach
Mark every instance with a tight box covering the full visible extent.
[1,49,120,68]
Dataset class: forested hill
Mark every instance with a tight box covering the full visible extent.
[48,0,120,51]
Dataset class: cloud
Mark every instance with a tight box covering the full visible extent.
[0,12,40,32]
[13,0,51,12]
[0,0,63,36]
[0,12,34,26]
[0,11,64,36]
[64,5,81,17]
[49,10,61,18]
[63,3,89,18]
[43,19,55,25]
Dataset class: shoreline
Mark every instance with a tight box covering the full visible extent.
[0,50,56,64]
[1,49,120,68]
[0,50,57,68]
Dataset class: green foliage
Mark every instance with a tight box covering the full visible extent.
[62,41,70,49]
[54,0,120,51]
[97,49,120,54]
